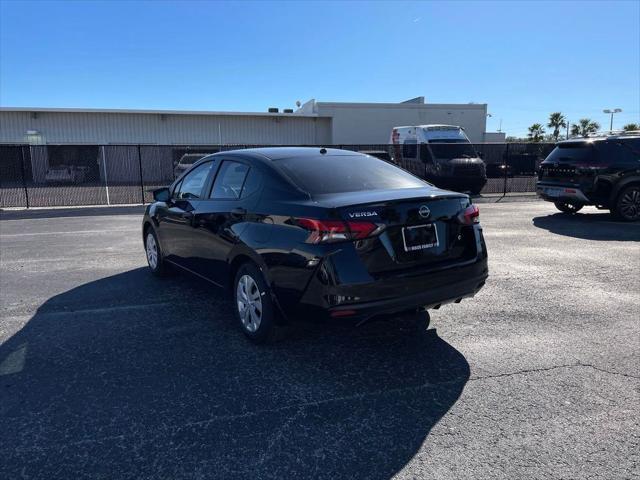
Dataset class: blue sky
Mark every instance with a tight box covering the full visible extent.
[1,0,638,136]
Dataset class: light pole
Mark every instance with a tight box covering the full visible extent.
[603,108,622,131]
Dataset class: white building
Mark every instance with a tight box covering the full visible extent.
[296,96,494,144]
[0,107,332,145]
[0,96,498,145]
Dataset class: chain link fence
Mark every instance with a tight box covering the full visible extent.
[0,143,555,208]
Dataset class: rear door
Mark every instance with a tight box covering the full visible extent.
[186,159,263,285]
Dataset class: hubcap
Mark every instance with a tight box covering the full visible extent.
[236,274,263,333]
[146,233,158,269]
[620,188,640,220]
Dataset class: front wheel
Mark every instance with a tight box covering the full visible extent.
[144,227,170,276]
[614,185,640,221]
[233,262,280,344]
[554,201,583,214]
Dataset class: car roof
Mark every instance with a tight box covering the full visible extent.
[186,147,365,175]
[395,124,462,130]
[219,147,362,161]
[557,133,640,144]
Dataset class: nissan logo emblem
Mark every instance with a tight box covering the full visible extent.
[419,205,431,218]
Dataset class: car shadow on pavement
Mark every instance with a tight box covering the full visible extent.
[0,268,469,480]
[532,212,640,241]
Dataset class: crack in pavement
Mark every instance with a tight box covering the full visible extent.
[469,362,640,382]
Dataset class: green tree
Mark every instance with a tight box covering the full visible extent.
[547,112,567,141]
[527,123,546,142]
[570,118,600,137]
[623,123,639,131]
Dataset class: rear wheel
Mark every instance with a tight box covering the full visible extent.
[554,201,583,214]
[614,185,640,221]
[233,262,279,344]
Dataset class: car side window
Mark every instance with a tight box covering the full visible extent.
[177,162,214,199]
[595,142,638,164]
[240,168,262,198]
[171,179,183,199]
[621,139,640,157]
[210,161,250,199]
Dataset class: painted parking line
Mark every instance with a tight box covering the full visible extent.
[36,302,175,318]
[1,228,139,237]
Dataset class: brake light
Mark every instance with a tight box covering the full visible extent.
[296,218,379,243]
[458,205,480,225]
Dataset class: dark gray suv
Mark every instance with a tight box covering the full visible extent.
[537,133,640,221]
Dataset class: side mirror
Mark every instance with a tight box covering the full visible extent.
[153,187,170,202]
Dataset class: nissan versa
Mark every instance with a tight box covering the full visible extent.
[142,148,488,343]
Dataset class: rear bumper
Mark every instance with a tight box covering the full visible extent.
[327,269,487,321]
[536,182,591,204]
[284,253,488,322]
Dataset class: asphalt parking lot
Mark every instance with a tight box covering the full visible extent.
[1,201,639,479]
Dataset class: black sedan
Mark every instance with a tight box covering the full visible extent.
[142,148,488,343]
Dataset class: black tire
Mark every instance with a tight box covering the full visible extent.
[144,226,170,276]
[233,262,280,344]
[614,185,640,222]
[554,201,583,214]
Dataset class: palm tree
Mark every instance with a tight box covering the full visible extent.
[527,123,546,142]
[623,123,639,131]
[570,118,600,137]
[547,112,567,141]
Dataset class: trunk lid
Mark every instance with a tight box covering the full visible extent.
[315,188,477,276]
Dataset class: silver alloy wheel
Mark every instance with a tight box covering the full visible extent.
[236,274,263,333]
[619,187,640,220]
[146,233,158,269]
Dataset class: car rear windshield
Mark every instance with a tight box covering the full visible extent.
[274,154,427,195]
[545,142,595,163]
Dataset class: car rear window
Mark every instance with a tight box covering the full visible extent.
[545,142,595,163]
[274,154,427,194]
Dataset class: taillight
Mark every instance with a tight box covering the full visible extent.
[458,205,480,225]
[295,218,380,244]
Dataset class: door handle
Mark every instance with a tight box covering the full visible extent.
[230,207,247,218]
